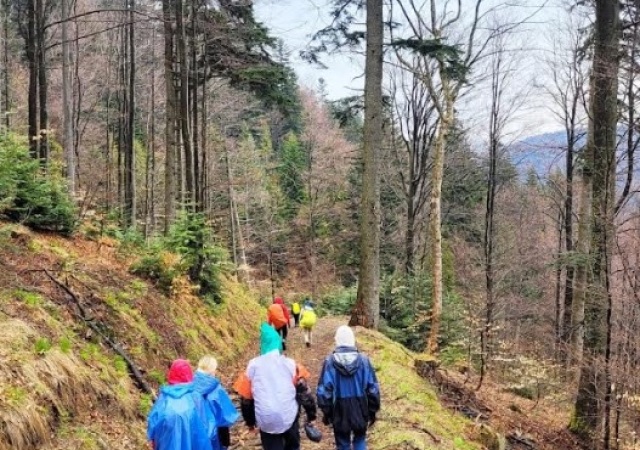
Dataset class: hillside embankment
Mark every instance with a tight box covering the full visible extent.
[0,223,584,450]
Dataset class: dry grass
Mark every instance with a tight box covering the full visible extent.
[0,222,266,450]
[0,399,50,450]
[0,316,135,450]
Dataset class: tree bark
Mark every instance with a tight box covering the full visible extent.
[554,212,564,351]
[163,0,177,233]
[405,177,416,275]
[123,0,136,227]
[2,0,10,130]
[426,80,453,354]
[191,0,200,210]
[479,79,499,386]
[562,130,575,347]
[349,0,383,329]
[27,0,38,158]
[36,0,48,165]
[61,0,74,194]
[175,0,193,206]
[572,0,618,445]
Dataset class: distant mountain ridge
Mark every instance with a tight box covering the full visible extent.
[511,126,632,178]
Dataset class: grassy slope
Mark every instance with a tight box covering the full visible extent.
[356,328,480,450]
[0,223,263,450]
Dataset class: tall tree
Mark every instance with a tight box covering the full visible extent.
[26,0,38,158]
[35,0,48,164]
[163,0,177,233]
[544,16,588,358]
[349,0,383,329]
[123,0,136,227]
[61,0,74,194]
[2,0,10,130]
[571,0,619,447]
[390,0,483,353]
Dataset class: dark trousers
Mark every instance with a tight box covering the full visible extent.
[260,417,300,450]
[276,325,288,350]
[293,313,300,326]
[334,430,367,450]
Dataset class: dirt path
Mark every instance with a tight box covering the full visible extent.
[226,317,347,450]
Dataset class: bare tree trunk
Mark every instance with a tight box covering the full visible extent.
[105,46,112,212]
[191,0,200,210]
[562,133,575,348]
[200,60,207,211]
[61,0,74,194]
[123,0,136,227]
[225,142,238,268]
[27,0,38,158]
[554,212,564,351]
[176,0,193,206]
[163,0,177,233]
[479,92,498,387]
[36,0,48,165]
[572,153,592,364]
[2,0,10,130]
[117,22,125,216]
[572,0,619,445]
[144,29,156,238]
[406,182,416,275]
[426,83,453,353]
[308,148,318,300]
[349,0,383,329]
[149,27,156,234]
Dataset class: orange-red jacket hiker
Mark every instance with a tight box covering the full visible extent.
[268,298,291,351]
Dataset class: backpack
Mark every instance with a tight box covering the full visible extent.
[300,310,317,328]
[292,302,301,314]
[268,304,288,328]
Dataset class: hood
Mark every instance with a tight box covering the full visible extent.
[193,370,221,396]
[332,346,361,376]
[335,325,356,347]
[160,382,194,399]
[274,297,284,305]
[303,299,314,308]
[168,359,194,385]
[260,323,282,355]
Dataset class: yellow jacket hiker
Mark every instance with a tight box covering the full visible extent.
[291,302,301,327]
[299,303,317,348]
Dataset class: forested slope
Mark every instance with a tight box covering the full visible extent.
[0,222,262,449]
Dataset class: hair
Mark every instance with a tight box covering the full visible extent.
[197,355,218,375]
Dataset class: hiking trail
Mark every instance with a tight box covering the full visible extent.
[223,316,347,450]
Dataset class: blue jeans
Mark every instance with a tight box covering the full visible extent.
[334,431,367,450]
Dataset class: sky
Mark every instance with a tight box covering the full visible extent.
[254,0,365,99]
[254,0,584,141]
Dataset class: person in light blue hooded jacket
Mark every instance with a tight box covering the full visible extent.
[193,355,239,450]
[147,359,211,450]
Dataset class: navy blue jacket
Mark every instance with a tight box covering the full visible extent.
[316,346,380,435]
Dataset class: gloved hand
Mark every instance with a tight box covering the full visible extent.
[322,414,332,426]
[368,414,376,427]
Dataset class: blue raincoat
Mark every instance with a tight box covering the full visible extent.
[193,371,239,450]
[147,383,212,450]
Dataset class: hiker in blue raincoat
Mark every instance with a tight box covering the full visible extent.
[147,359,211,450]
[193,355,239,450]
